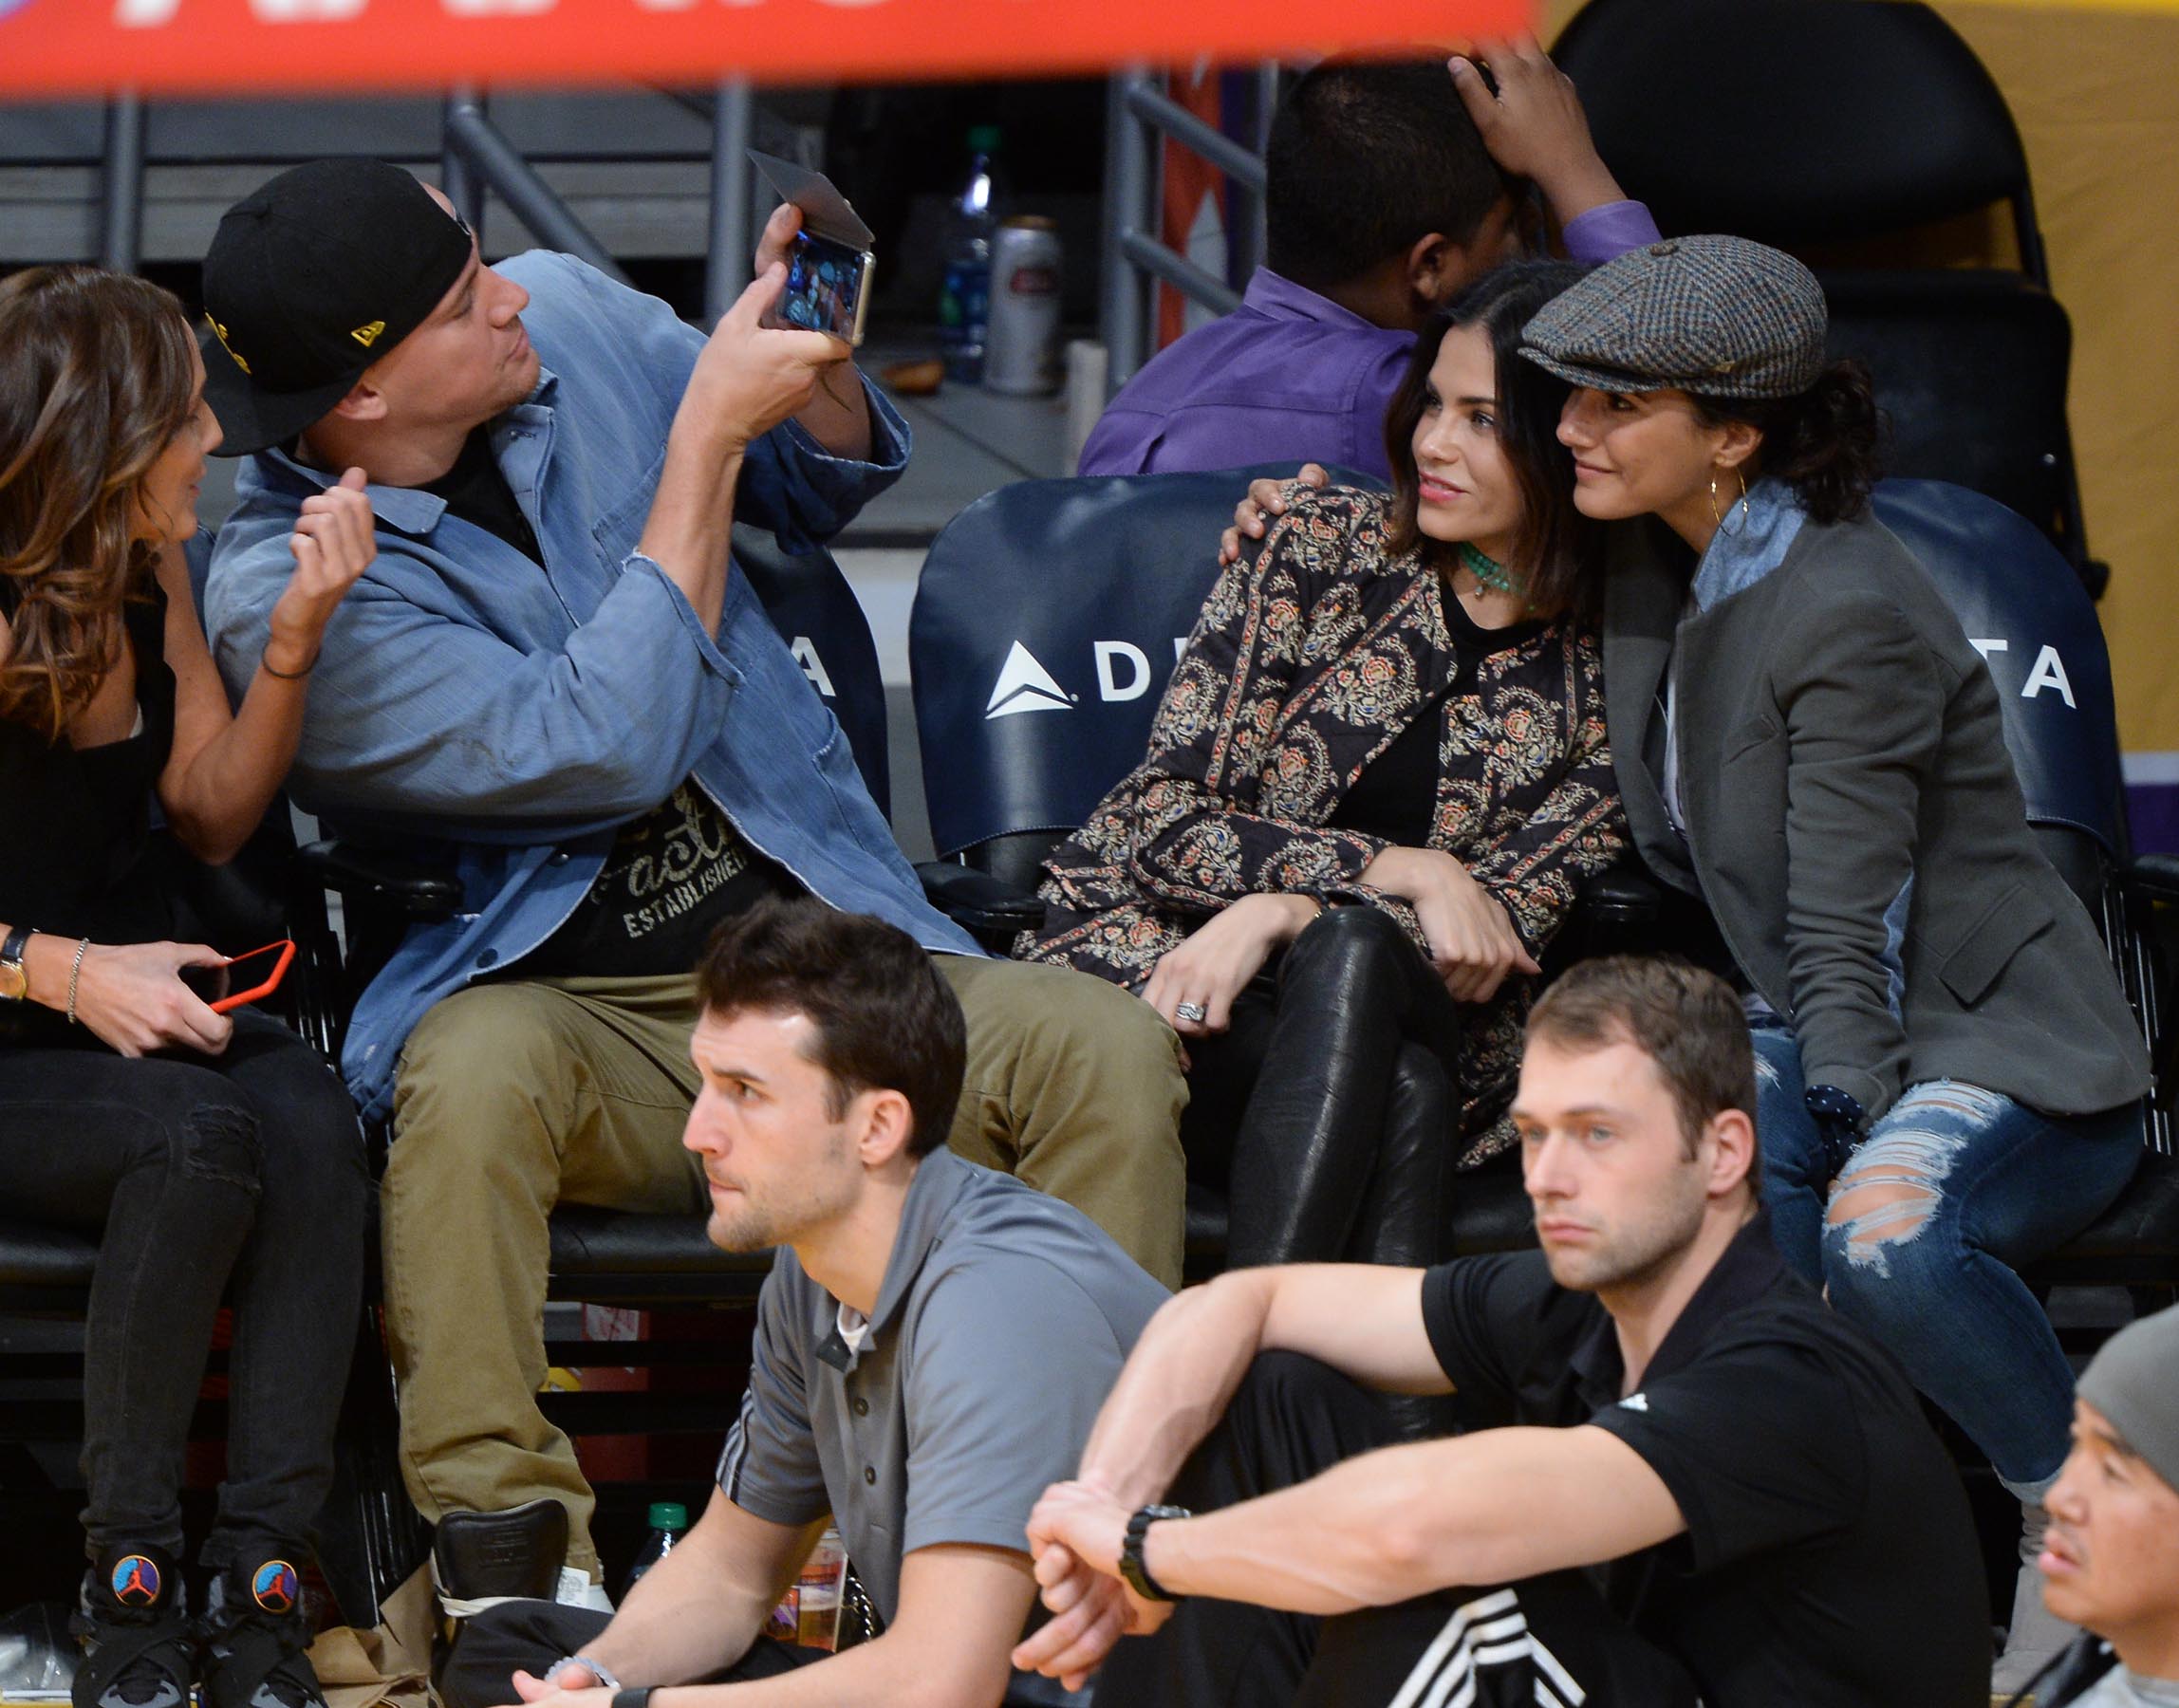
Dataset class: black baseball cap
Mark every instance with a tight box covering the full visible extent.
[199,158,475,456]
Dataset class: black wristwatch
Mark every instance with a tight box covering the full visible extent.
[1120,1504,1190,1604]
[1804,1084,1868,1179]
[0,926,34,1004]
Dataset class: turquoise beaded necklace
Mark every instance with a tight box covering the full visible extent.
[1458,541,1523,598]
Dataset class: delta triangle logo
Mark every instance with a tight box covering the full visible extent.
[985,640,1073,719]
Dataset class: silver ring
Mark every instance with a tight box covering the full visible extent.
[1174,1002,1207,1023]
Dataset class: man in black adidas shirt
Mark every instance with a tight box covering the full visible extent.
[1015,956,1991,1707]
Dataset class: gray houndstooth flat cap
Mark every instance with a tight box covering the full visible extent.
[1519,234,1828,399]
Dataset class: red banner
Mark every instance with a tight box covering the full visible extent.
[0,0,1534,98]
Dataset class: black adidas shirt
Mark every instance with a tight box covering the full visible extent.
[1421,1216,1991,1708]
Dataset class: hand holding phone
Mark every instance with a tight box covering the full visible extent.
[748,151,877,348]
[178,939,296,1014]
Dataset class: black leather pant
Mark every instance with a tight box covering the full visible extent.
[1183,906,1465,1268]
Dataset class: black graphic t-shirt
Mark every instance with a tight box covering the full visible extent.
[521,781,803,978]
[424,426,544,565]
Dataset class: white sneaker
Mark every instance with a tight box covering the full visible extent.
[556,1568,614,1614]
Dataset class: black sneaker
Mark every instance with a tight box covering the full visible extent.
[197,1553,326,1708]
[430,1499,574,1619]
[71,1545,193,1708]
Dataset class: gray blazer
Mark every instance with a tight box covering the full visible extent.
[1603,511,2150,1123]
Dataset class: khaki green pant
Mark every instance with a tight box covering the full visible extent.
[381,955,1185,1573]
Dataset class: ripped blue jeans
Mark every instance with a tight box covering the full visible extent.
[1750,1022,2141,1494]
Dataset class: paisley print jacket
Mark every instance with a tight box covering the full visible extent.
[1020,486,1628,1161]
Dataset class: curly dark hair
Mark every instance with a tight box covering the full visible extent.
[1265,57,1515,294]
[1693,360,1884,526]
[1382,260,1598,623]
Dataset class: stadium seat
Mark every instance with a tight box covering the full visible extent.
[1869,481,2176,1291]
[1552,0,2102,590]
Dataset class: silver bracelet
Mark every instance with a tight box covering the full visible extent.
[545,1657,623,1693]
[65,938,89,1025]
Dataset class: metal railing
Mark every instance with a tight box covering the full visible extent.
[1099,65,1278,392]
[85,83,774,327]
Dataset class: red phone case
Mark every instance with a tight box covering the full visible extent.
[210,939,297,1013]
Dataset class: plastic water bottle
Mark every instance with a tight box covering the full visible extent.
[938,125,1001,383]
[621,1501,689,1598]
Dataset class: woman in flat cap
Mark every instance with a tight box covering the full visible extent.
[1523,232,2152,1690]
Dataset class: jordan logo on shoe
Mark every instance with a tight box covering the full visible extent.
[251,1561,299,1614]
[111,1555,161,1606]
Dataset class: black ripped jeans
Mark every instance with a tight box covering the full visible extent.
[0,1011,367,1567]
[1182,906,1467,1268]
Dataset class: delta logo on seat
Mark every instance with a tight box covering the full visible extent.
[985,638,1187,720]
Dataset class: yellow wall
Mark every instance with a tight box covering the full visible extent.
[1546,1,2179,762]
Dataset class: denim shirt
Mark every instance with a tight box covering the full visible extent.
[206,250,979,1120]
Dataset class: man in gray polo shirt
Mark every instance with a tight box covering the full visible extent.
[442,897,1167,1708]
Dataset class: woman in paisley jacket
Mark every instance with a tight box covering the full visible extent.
[1023,262,1627,1268]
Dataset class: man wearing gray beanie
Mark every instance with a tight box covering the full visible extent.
[2008,1304,2179,1706]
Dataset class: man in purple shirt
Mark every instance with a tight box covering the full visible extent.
[1079,41,1659,483]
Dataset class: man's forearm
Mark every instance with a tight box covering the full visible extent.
[581,1537,774,1686]
[636,420,744,636]
[1138,1439,1457,1616]
[792,362,873,462]
[652,1628,1003,1708]
[1139,1425,1684,1616]
[1077,1272,1276,1506]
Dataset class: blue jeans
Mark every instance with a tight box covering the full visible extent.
[1750,1023,2140,1493]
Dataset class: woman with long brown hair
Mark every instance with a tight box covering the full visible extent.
[1024,261,1627,1270]
[0,266,373,1708]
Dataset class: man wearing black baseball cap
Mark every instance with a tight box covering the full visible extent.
[197,158,480,457]
[198,158,1188,1620]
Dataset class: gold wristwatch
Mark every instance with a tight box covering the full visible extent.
[0,926,34,1002]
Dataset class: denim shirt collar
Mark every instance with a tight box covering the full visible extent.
[252,364,567,540]
[1690,475,1806,612]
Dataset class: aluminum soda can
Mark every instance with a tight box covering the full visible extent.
[983,216,1064,396]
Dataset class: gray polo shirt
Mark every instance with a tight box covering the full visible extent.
[715,1148,1168,1626]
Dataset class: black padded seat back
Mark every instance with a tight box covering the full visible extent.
[910,465,1381,866]
[730,529,892,823]
[1828,273,2077,557]
[1554,0,2033,252]
[969,828,1071,893]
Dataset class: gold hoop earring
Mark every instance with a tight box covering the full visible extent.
[1711,468,1751,538]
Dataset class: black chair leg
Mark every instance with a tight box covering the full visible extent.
[317,1304,430,1627]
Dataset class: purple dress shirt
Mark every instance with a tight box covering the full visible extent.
[1077,200,1662,483]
